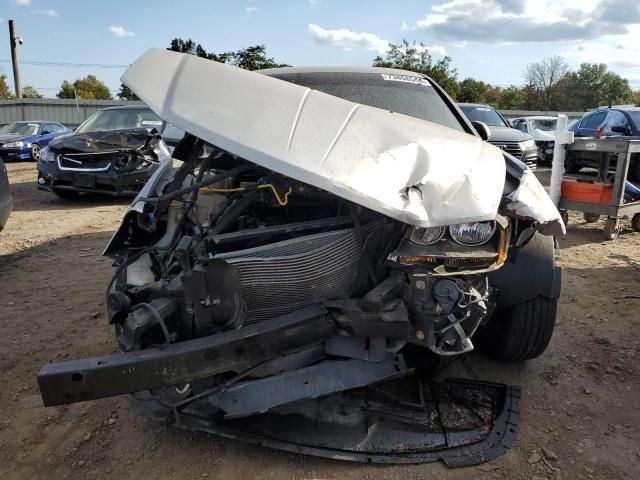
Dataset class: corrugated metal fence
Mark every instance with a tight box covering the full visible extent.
[0,98,586,128]
[0,99,144,128]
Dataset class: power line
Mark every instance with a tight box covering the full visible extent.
[0,59,130,68]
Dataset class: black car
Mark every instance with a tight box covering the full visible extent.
[567,107,640,179]
[0,158,12,232]
[36,106,183,198]
[458,103,538,170]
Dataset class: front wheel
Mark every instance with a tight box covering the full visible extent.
[30,143,41,161]
[477,296,557,362]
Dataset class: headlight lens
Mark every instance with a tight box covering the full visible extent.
[521,139,536,149]
[410,226,445,245]
[38,147,49,161]
[2,141,24,148]
[449,221,496,246]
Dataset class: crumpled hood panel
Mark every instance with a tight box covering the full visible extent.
[121,49,507,227]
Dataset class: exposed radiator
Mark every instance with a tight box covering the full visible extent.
[215,224,376,324]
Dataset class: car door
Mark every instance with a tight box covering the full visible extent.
[574,111,607,137]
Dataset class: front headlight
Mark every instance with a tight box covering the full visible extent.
[449,221,496,246]
[410,226,445,245]
[2,141,24,148]
[520,139,536,149]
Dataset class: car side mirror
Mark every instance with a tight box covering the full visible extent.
[611,125,629,135]
[41,130,51,135]
[471,121,491,141]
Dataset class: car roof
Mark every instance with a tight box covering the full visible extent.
[258,66,426,77]
[98,105,151,112]
[11,120,49,124]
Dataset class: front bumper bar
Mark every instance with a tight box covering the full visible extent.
[38,305,333,407]
[37,159,156,196]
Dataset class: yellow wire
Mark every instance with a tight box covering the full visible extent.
[204,183,292,206]
[257,184,293,206]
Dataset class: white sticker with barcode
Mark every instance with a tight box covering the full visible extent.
[380,74,431,86]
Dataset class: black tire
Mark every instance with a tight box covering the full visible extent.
[53,189,80,199]
[564,154,580,174]
[477,296,557,362]
[30,143,41,161]
[632,213,640,232]
[583,212,600,223]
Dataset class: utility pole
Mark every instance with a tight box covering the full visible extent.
[8,19,22,99]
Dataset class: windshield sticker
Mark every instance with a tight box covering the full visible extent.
[380,74,431,87]
[141,120,163,126]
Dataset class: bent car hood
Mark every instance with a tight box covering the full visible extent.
[122,49,506,227]
[49,128,152,155]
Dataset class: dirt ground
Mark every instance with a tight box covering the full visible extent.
[0,161,638,480]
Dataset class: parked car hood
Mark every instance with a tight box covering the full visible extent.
[48,128,153,155]
[0,133,27,144]
[530,129,556,142]
[118,48,563,236]
[486,126,532,143]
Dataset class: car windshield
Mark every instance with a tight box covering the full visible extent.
[76,109,164,134]
[0,123,39,136]
[531,119,557,131]
[270,72,466,133]
[627,111,640,129]
[459,106,508,127]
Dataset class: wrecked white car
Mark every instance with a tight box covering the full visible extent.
[511,116,558,164]
[38,49,564,465]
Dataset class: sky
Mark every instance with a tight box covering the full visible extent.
[1,0,639,98]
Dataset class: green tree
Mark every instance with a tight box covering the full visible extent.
[168,38,228,62]
[373,40,459,98]
[485,86,502,107]
[224,45,289,71]
[56,75,112,100]
[57,80,75,99]
[572,63,634,110]
[498,85,524,109]
[168,38,288,71]
[0,74,13,99]
[117,83,139,101]
[21,86,43,98]
[457,78,489,103]
[634,90,640,107]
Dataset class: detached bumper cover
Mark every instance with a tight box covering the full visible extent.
[137,377,520,466]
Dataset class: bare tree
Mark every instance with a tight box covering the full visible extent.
[524,55,569,109]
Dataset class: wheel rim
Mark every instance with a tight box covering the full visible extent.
[31,144,40,159]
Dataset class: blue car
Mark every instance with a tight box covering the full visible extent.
[566,107,640,180]
[0,121,70,162]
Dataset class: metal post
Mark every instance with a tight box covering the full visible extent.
[8,20,22,99]
[549,114,574,206]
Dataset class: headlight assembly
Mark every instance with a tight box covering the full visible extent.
[520,139,536,149]
[449,221,496,246]
[410,226,445,245]
[2,141,24,148]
